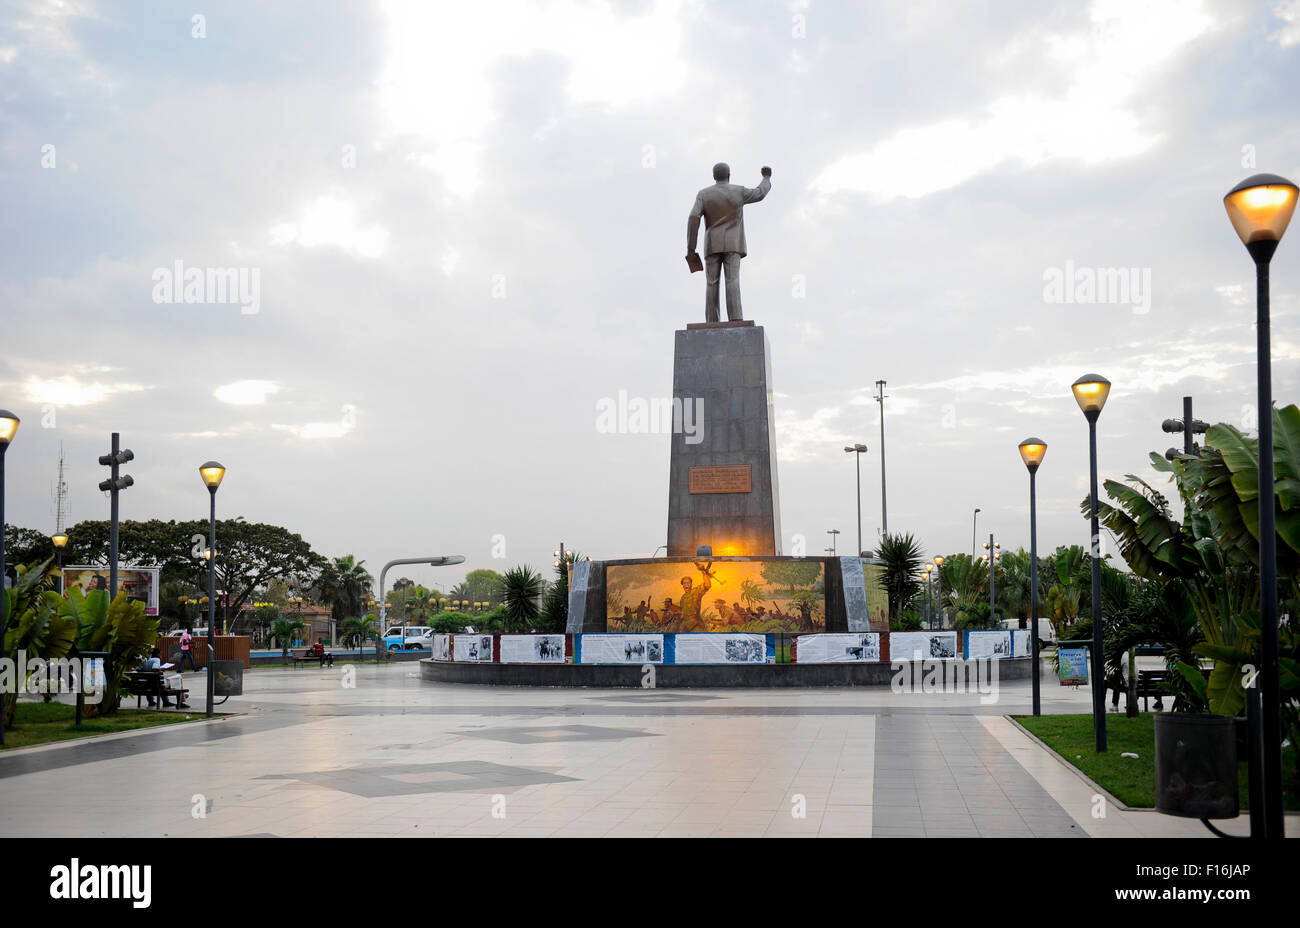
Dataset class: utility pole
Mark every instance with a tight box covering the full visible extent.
[97,433,134,597]
[875,380,889,537]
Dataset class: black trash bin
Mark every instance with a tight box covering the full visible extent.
[1154,713,1238,818]
[211,659,243,697]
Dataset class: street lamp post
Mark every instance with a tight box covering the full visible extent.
[0,410,20,746]
[198,461,226,719]
[971,508,981,556]
[875,380,889,536]
[379,556,468,660]
[844,444,868,555]
[923,562,934,628]
[981,535,1000,622]
[1224,172,1297,839]
[1073,373,1112,753]
[1019,438,1048,716]
[932,555,945,629]
[827,529,840,556]
[52,531,68,593]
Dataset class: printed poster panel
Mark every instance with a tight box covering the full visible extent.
[864,564,889,627]
[1059,648,1089,685]
[795,633,882,663]
[453,634,494,662]
[674,633,769,664]
[967,630,1013,659]
[63,565,161,616]
[889,631,958,661]
[578,634,664,664]
[430,634,451,661]
[499,634,566,664]
[605,559,825,633]
[1012,629,1032,657]
[81,657,106,691]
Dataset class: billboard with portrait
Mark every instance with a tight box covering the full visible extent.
[62,566,161,616]
[604,559,825,633]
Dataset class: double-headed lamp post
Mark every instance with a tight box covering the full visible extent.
[0,410,20,746]
[922,562,934,628]
[1018,438,1048,716]
[1225,172,1297,839]
[932,555,945,629]
[199,461,226,719]
[844,443,868,555]
[1072,374,1111,752]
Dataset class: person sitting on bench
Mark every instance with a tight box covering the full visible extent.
[138,648,178,708]
[311,640,334,667]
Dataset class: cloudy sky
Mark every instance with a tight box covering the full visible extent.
[2,0,1299,590]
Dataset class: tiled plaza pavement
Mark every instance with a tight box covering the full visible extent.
[0,663,1259,838]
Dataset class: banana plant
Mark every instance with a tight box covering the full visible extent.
[2,559,78,726]
[65,588,159,716]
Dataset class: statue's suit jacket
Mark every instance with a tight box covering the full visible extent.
[688,177,771,257]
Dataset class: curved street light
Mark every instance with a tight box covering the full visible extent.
[1072,374,1110,751]
[1224,171,1296,838]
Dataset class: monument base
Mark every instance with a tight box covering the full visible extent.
[667,323,781,557]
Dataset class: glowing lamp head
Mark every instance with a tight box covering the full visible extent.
[933,555,945,566]
[1071,375,1111,419]
[1224,173,1297,248]
[1018,437,1048,471]
[199,461,226,490]
[51,533,68,549]
[0,409,19,446]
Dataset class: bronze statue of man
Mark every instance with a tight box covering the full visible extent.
[687,163,771,322]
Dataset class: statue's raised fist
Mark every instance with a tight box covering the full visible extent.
[761,166,772,177]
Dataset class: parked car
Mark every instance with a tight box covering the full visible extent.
[382,625,431,651]
[1000,617,1057,646]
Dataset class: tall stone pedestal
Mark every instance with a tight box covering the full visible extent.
[667,321,781,556]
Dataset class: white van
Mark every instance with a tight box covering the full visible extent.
[382,626,431,651]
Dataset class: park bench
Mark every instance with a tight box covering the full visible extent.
[289,647,334,668]
[123,670,189,709]
[1136,669,1168,711]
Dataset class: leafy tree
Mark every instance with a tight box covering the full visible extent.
[430,612,473,633]
[461,568,506,606]
[500,566,542,633]
[49,518,327,620]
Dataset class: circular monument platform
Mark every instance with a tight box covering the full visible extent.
[421,656,1033,688]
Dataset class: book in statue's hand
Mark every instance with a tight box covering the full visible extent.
[686,253,703,273]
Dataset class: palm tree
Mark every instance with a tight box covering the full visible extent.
[877,532,924,620]
[268,616,306,661]
[500,566,542,633]
[319,555,373,632]
[341,614,378,652]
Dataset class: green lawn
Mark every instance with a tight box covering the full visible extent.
[1,701,198,750]
[1017,713,1298,810]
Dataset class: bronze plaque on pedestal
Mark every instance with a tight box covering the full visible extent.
[688,465,752,494]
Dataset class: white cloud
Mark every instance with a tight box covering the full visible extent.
[378,0,689,195]
[1272,0,1300,46]
[21,375,147,407]
[272,418,356,440]
[214,380,280,405]
[811,0,1215,198]
[269,193,389,259]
